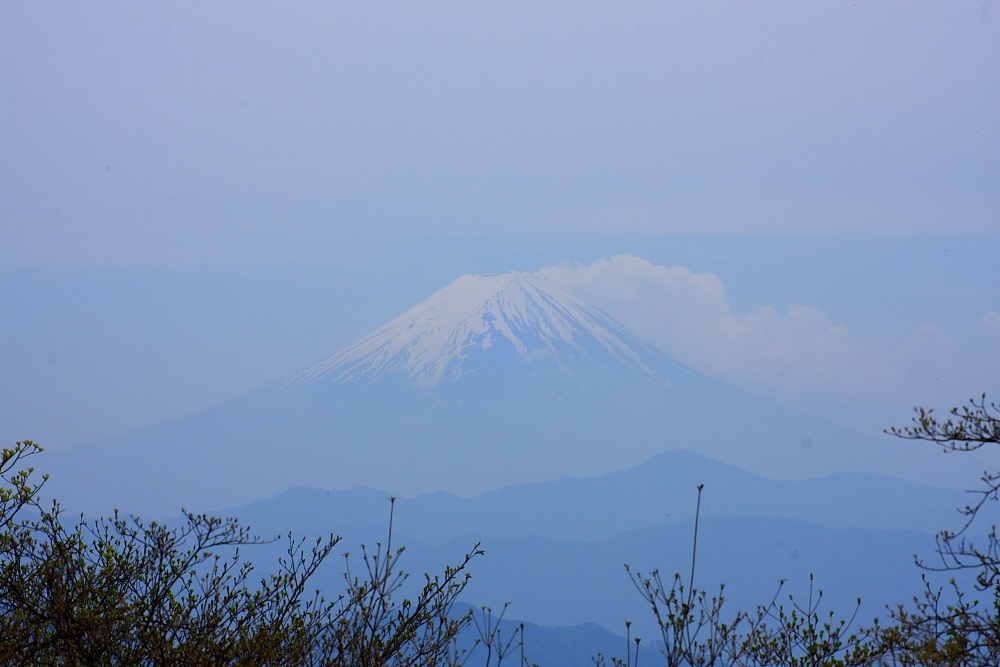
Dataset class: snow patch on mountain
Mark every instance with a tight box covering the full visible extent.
[283,272,665,390]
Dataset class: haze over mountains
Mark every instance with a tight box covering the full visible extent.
[46,270,948,518]
[34,269,983,660]
[231,449,967,545]
[7,4,996,663]
[205,450,973,642]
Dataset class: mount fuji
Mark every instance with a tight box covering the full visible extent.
[46,271,900,517]
[283,272,701,397]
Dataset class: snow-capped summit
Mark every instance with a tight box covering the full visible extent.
[45,269,894,518]
[285,271,683,391]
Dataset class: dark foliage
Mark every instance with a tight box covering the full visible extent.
[602,485,879,667]
[876,394,1000,666]
[0,441,481,667]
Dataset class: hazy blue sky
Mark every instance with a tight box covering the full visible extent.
[2,2,998,475]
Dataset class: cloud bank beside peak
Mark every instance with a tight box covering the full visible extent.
[540,255,998,432]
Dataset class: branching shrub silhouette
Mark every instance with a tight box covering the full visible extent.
[470,603,528,667]
[0,440,488,666]
[6,394,1000,666]
[876,394,1000,666]
[600,485,878,667]
[598,394,1000,666]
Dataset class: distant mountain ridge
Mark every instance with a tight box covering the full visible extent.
[223,448,967,544]
[206,506,961,643]
[44,271,938,517]
[195,447,975,647]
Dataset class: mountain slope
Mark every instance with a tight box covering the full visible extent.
[44,271,927,517]
[285,272,691,391]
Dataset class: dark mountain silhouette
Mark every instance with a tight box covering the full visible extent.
[193,448,971,646]
[224,448,967,545]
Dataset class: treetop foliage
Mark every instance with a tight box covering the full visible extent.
[0,440,481,667]
[4,393,1000,665]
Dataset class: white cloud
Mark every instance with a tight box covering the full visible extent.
[540,255,997,433]
[540,255,883,397]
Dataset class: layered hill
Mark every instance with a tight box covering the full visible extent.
[227,449,968,545]
[45,271,922,517]
[215,449,971,638]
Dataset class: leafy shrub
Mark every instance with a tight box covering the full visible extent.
[0,440,480,667]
